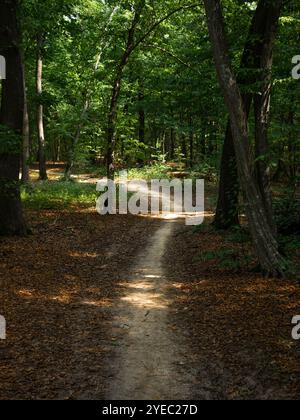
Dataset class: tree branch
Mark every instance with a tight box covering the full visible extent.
[144,43,199,73]
[132,4,199,52]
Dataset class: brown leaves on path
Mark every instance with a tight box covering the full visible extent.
[0,209,158,400]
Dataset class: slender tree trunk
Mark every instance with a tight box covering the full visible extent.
[106,17,142,178]
[214,123,239,228]
[207,120,215,155]
[64,98,89,180]
[22,85,30,183]
[0,0,27,235]
[181,135,187,161]
[106,2,146,178]
[214,0,282,229]
[287,109,296,183]
[200,119,206,157]
[36,35,47,180]
[189,116,194,167]
[106,66,125,179]
[170,128,175,160]
[105,1,195,177]
[138,82,145,144]
[64,6,119,180]
[254,1,282,236]
[203,0,286,277]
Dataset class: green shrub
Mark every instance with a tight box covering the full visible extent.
[21,181,97,210]
[126,163,171,180]
[190,163,218,183]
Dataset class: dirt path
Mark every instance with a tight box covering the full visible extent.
[106,220,193,400]
[1,203,298,399]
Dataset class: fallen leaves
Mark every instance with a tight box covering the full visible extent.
[164,222,300,400]
[0,209,157,400]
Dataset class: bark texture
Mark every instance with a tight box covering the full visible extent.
[0,0,27,235]
[36,34,47,180]
[214,0,283,230]
[204,0,286,276]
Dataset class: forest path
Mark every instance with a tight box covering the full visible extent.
[106,220,193,400]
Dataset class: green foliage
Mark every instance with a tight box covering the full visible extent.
[21,181,97,210]
[126,163,171,180]
[197,247,253,271]
[190,162,218,182]
[122,139,150,165]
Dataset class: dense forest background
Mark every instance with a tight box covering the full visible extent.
[17,0,300,179]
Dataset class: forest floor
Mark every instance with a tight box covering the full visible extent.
[0,166,299,400]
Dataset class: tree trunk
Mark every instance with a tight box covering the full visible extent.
[189,117,194,167]
[181,135,187,161]
[200,119,206,157]
[170,128,175,160]
[36,34,47,180]
[203,0,286,277]
[254,1,283,236]
[214,123,239,228]
[64,98,89,180]
[106,2,145,179]
[214,0,282,229]
[138,83,145,144]
[22,71,30,183]
[287,109,296,183]
[0,0,27,235]
[64,6,120,179]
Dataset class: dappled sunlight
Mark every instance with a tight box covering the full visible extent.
[51,294,71,304]
[119,275,169,310]
[81,299,112,307]
[171,282,185,289]
[17,289,35,298]
[119,281,154,290]
[140,210,214,222]
[69,251,100,258]
[121,291,168,310]
[115,224,173,312]
[16,287,81,305]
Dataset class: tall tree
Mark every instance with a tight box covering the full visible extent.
[106,0,146,179]
[22,62,30,183]
[214,0,284,230]
[105,2,198,178]
[203,0,286,276]
[254,1,284,235]
[0,0,27,235]
[36,33,48,180]
[64,4,120,180]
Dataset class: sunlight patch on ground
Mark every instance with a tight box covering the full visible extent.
[17,289,35,298]
[69,251,100,258]
[81,299,112,307]
[121,291,168,309]
[119,281,154,290]
[51,294,71,304]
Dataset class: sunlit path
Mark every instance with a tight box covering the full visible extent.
[106,220,193,400]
